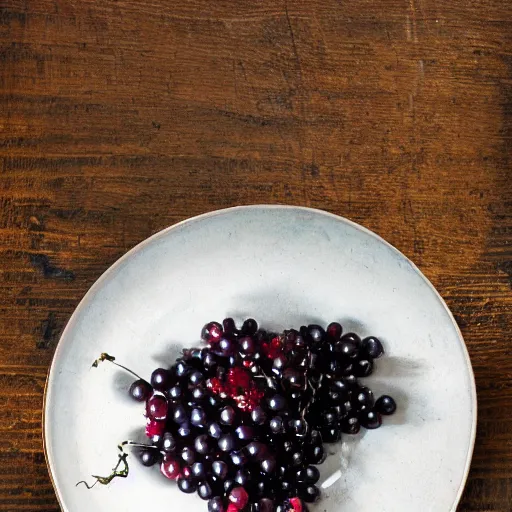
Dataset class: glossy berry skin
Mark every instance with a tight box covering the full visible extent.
[375,395,397,415]
[268,395,286,411]
[246,441,267,460]
[198,481,213,500]
[160,457,180,479]
[212,460,229,479]
[146,394,168,421]
[209,496,225,512]
[260,456,276,473]
[326,322,342,340]
[342,415,361,434]
[360,409,382,429]
[129,379,152,402]
[208,422,223,439]
[181,446,196,465]
[301,485,320,503]
[178,476,197,494]
[307,325,325,345]
[241,318,258,335]
[162,432,177,452]
[191,408,206,426]
[230,450,248,466]
[139,448,159,467]
[235,425,255,441]
[321,427,341,443]
[223,317,237,335]
[192,461,206,478]
[297,465,320,484]
[229,486,249,509]
[150,368,170,391]
[195,434,211,455]
[240,336,256,355]
[173,404,188,424]
[218,434,236,452]
[251,406,267,425]
[202,322,224,343]
[220,406,236,425]
[189,371,204,386]
[362,336,384,358]
[168,385,183,400]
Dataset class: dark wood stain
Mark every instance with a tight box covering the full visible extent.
[0,0,511,510]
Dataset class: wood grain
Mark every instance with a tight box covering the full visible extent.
[1,0,511,510]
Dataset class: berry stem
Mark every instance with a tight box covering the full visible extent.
[92,353,142,380]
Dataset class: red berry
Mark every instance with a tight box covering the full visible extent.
[263,336,282,359]
[226,504,238,512]
[290,497,303,512]
[146,394,168,421]
[145,418,165,438]
[229,487,249,509]
[227,367,251,389]
[201,322,223,344]
[160,457,180,479]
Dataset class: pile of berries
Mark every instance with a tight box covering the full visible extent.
[93,319,396,512]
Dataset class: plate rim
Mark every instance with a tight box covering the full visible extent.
[43,204,477,511]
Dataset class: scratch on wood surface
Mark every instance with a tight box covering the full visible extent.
[29,254,75,280]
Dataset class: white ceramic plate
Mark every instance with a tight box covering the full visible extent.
[44,205,476,512]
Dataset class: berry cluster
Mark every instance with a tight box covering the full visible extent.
[87,319,396,512]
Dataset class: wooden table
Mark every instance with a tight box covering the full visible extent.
[1,0,511,510]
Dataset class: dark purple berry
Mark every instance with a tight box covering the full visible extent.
[178,476,197,493]
[355,359,373,377]
[342,415,361,434]
[191,407,206,426]
[321,426,341,443]
[202,321,223,343]
[198,481,213,500]
[189,371,204,386]
[240,336,256,355]
[139,448,158,466]
[212,460,229,479]
[220,406,236,425]
[218,434,236,452]
[195,434,211,455]
[178,422,192,438]
[260,456,276,473]
[208,422,222,439]
[169,385,183,400]
[301,485,320,503]
[235,425,255,441]
[230,450,248,466]
[307,324,325,345]
[150,368,170,391]
[326,322,342,340]
[181,446,196,465]
[162,432,176,452]
[223,317,237,335]
[270,416,284,433]
[173,404,188,423]
[268,395,286,411]
[246,441,267,460]
[241,318,258,335]
[209,497,225,512]
[362,336,384,358]
[360,409,382,429]
[251,406,267,425]
[192,461,206,478]
[375,395,397,415]
[129,379,152,402]
[258,498,274,512]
